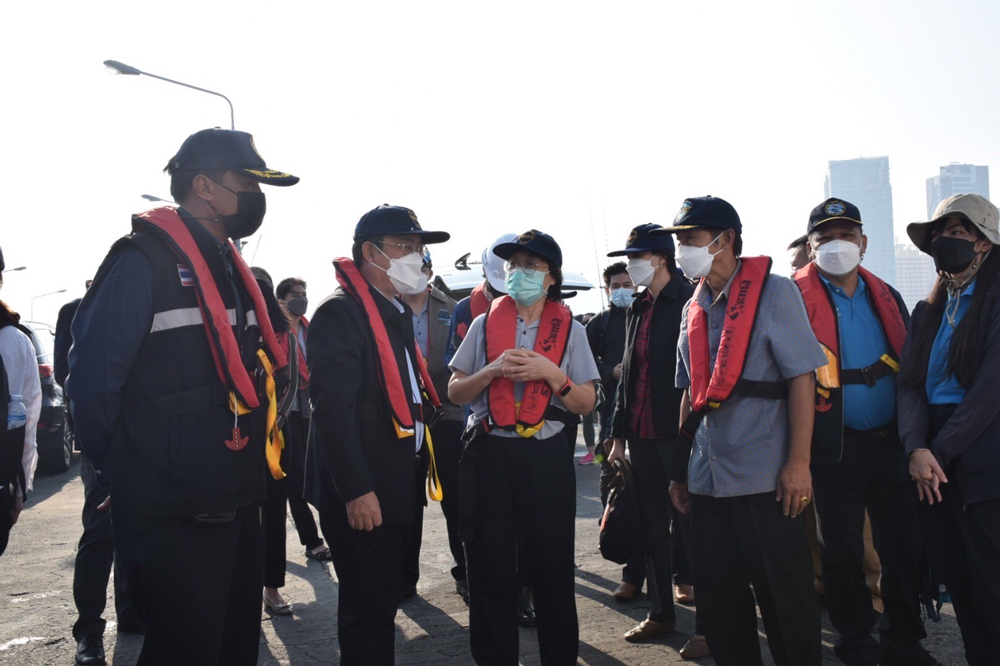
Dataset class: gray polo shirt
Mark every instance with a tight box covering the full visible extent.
[449,313,600,439]
[676,261,826,498]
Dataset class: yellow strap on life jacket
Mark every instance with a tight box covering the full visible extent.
[514,401,544,438]
[426,426,443,502]
[256,349,286,480]
[880,353,900,373]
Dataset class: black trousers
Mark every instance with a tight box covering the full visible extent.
[429,420,467,582]
[402,445,430,588]
[463,432,578,666]
[263,471,288,589]
[113,503,264,666]
[73,455,141,639]
[691,492,821,666]
[628,437,684,624]
[320,495,411,666]
[812,429,926,665]
[920,405,1000,665]
[285,412,323,550]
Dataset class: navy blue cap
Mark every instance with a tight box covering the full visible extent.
[654,196,741,235]
[492,229,563,268]
[168,128,299,186]
[807,198,862,234]
[354,204,450,244]
[608,223,675,257]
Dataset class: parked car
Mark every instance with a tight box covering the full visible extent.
[20,321,70,473]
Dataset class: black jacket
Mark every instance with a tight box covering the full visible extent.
[899,295,1000,506]
[585,305,627,397]
[611,276,695,441]
[54,298,81,391]
[305,283,424,527]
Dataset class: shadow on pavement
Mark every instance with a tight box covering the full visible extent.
[28,452,82,506]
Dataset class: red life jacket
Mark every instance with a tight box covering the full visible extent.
[333,258,440,436]
[794,262,907,463]
[133,208,286,410]
[456,283,492,340]
[484,295,571,436]
[688,256,775,413]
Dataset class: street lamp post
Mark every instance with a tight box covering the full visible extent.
[31,289,67,321]
[103,59,235,130]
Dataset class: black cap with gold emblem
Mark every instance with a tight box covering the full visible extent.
[607,223,674,257]
[166,128,299,186]
[807,197,862,234]
[353,204,450,244]
[492,229,563,268]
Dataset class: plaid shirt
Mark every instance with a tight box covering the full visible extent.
[628,295,659,439]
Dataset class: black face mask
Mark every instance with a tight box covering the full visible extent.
[930,236,978,274]
[286,296,308,317]
[207,178,267,240]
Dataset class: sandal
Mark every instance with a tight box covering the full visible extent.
[305,545,332,561]
[263,595,293,616]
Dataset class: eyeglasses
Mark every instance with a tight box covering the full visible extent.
[504,260,549,277]
[377,241,426,258]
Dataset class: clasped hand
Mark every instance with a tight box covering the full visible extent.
[909,449,948,505]
[489,349,561,383]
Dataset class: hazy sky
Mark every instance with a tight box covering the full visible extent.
[3,0,999,322]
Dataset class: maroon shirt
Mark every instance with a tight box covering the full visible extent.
[627,294,659,439]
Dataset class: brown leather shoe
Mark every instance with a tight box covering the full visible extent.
[674,583,695,605]
[679,634,711,660]
[612,581,638,602]
[624,618,675,642]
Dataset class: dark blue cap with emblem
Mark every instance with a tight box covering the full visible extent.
[807,197,862,234]
[492,229,563,268]
[654,195,742,235]
[167,128,299,186]
[354,204,450,244]
[608,223,674,257]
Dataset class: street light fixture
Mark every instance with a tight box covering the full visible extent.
[141,194,175,204]
[1,266,26,273]
[31,289,67,321]
[103,59,235,130]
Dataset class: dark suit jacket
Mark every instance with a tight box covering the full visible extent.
[305,282,423,527]
[611,275,695,441]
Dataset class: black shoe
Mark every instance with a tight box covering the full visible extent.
[397,584,417,603]
[76,634,106,666]
[517,588,536,627]
[455,579,470,606]
[879,641,943,666]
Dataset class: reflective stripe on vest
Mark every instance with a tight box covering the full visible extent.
[150,307,259,333]
[688,256,772,412]
[332,258,440,434]
[484,295,571,436]
[133,207,286,409]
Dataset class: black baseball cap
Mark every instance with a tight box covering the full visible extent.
[493,229,563,268]
[354,205,450,244]
[608,223,675,257]
[167,128,299,186]
[654,196,742,235]
[807,198,862,234]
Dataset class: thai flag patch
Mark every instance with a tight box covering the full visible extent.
[177,264,194,287]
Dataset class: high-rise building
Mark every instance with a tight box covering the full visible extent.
[895,242,937,311]
[825,157,895,284]
[926,163,990,218]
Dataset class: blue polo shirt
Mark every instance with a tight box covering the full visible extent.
[926,280,976,405]
[821,275,896,430]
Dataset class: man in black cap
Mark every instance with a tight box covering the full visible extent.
[662,196,826,666]
[304,204,449,665]
[604,224,704,650]
[793,198,939,666]
[68,128,297,665]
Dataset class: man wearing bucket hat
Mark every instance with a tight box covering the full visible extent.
[604,224,705,651]
[662,196,826,666]
[304,204,449,665]
[68,128,297,664]
[898,193,1000,664]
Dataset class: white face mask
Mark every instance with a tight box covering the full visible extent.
[373,244,427,294]
[626,257,657,288]
[814,239,861,277]
[676,233,724,280]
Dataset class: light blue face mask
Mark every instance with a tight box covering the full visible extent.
[609,287,635,309]
[505,268,548,306]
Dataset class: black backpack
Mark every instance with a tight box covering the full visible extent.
[599,460,642,564]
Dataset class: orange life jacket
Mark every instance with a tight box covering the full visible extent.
[333,258,440,436]
[484,295,571,437]
[683,256,786,439]
[456,283,492,340]
[794,262,907,462]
